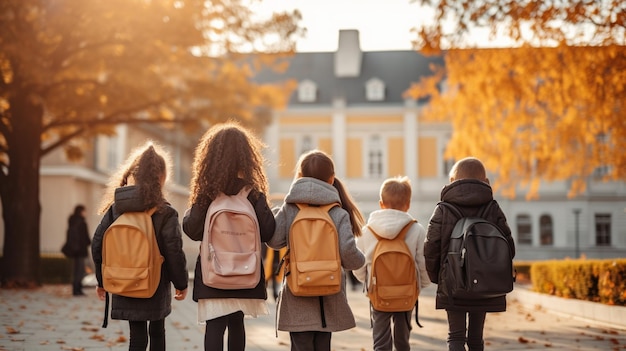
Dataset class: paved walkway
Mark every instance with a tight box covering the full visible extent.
[1,283,625,350]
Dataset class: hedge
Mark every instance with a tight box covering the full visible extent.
[530,258,626,306]
[0,255,74,284]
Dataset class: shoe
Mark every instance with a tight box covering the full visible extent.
[73,291,86,296]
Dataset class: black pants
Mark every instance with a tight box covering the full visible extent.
[129,319,165,351]
[72,256,85,295]
[289,331,331,351]
[204,311,245,351]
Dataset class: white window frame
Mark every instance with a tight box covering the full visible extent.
[365,77,385,101]
[298,80,317,103]
[365,134,384,179]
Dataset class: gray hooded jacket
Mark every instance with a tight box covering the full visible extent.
[268,177,365,332]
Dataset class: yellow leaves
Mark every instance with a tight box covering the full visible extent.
[412,45,626,198]
[1,57,13,84]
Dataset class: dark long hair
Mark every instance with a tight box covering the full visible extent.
[296,150,364,237]
[188,122,269,208]
[99,142,171,214]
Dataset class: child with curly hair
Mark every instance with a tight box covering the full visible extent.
[182,122,276,351]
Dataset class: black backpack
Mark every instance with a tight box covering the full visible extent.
[439,201,515,302]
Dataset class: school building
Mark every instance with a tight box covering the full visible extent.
[1,30,624,266]
[256,30,626,261]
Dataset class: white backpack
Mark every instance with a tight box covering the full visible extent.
[200,187,261,289]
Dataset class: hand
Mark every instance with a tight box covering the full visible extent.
[174,288,188,301]
[96,286,106,301]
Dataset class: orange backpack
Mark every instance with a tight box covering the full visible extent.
[285,203,341,297]
[201,187,261,289]
[102,207,164,298]
[367,220,419,312]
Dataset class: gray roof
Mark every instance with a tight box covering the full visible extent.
[253,50,444,106]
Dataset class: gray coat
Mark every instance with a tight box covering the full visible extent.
[92,186,188,321]
[268,177,365,332]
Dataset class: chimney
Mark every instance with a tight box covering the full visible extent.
[334,29,362,77]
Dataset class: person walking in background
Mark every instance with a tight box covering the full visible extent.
[63,204,91,296]
[424,157,515,351]
[354,176,430,351]
[91,142,188,351]
[268,149,365,351]
[182,122,276,351]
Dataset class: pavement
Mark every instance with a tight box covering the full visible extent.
[1,282,626,351]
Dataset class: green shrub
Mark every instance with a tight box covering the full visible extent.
[0,255,73,285]
[40,255,73,284]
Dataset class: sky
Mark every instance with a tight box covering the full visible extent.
[253,0,433,52]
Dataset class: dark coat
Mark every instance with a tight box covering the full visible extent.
[182,180,276,302]
[92,186,188,321]
[66,215,91,257]
[424,179,515,313]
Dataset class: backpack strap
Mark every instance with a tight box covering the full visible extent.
[438,201,464,220]
[478,200,496,218]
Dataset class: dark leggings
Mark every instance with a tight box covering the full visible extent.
[289,331,331,351]
[129,319,165,351]
[204,311,245,351]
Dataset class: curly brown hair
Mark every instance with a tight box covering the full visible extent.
[188,122,269,208]
[98,142,171,214]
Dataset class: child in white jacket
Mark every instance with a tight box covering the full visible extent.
[354,176,430,351]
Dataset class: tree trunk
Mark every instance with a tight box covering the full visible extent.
[0,93,44,288]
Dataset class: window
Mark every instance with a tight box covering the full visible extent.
[365,78,385,101]
[516,214,532,245]
[595,213,611,246]
[539,214,553,245]
[94,126,125,173]
[368,135,383,178]
[443,153,455,179]
[298,80,317,102]
[300,135,314,155]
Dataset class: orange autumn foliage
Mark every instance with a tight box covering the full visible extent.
[407,0,626,198]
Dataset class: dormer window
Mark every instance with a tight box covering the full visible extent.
[298,80,317,102]
[366,78,385,101]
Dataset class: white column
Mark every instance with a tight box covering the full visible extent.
[403,99,418,182]
[264,112,280,190]
[332,98,347,179]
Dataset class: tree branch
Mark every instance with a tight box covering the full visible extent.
[40,115,195,157]
[40,78,102,96]
[41,95,178,132]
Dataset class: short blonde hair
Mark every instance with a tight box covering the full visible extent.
[380,176,412,210]
[449,157,487,181]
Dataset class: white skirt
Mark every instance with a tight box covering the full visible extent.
[197,298,269,325]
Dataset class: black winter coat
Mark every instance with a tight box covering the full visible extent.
[92,186,188,321]
[424,179,515,313]
[182,181,276,302]
[66,215,91,258]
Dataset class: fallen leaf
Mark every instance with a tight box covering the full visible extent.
[518,336,529,344]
